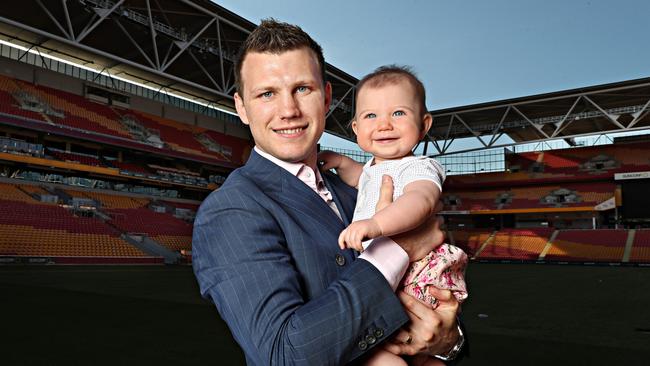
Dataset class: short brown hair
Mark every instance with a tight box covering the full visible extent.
[355,65,428,116]
[235,19,326,96]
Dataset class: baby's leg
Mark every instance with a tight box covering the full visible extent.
[364,348,408,366]
[410,354,446,366]
[402,244,469,306]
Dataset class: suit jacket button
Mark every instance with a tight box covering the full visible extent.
[365,334,377,345]
[374,328,384,338]
[358,340,368,351]
[335,254,346,266]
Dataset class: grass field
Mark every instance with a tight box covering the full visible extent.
[1,263,648,365]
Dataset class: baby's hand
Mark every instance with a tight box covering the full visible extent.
[317,150,342,171]
[338,219,382,252]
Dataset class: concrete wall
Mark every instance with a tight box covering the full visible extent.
[162,104,196,127]
[36,70,83,95]
[0,58,35,83]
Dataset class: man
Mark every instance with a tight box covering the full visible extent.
[193,19,465,365]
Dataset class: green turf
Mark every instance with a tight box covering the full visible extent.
[0,264,648,365]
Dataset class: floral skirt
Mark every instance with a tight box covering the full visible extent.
[401,243,468,307]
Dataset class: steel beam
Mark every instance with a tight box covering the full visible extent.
[0,15,234,100]
[145,0,161,69]
[628,97,650,129]
[37,0,70,39]
[512,105,550,139]
[161,17,216,72]
[215,17,226,93]
[61,0,75,40]
[551,96,582,138]
[583,96,626,129]
[428,124,650,158]
[113,18,156,69]
[187,49,221,91]
[488,106,510,146]
[326,86,354,118]
[76,0,125,43]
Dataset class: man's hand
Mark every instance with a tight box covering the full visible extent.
[383,289,460,357]
[338,219,382,251]
[375,175,445,262]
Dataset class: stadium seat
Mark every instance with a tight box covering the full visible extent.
[629,229,650,263]
[544,230,627,262]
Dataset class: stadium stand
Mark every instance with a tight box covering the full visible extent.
[446,142,650,189]
[64,189,149,209]
[0,183,149,258]
[48,149,105,167]
[543,229,628,262]
[444,182,614,212]
[0,73,250,168]
[163,200,201,211]
[449,229,494,257]
[108,161,153,176]
[0,76,49,122]
[9,76,133,139]
[477,228,553,260]
[105,207,193,252]
[629,229,650,263]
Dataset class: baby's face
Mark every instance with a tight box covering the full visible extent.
[353,79,430,163]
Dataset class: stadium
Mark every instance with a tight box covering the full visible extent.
[0,1,648,365]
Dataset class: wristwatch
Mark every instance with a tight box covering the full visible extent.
[434,321,465,362]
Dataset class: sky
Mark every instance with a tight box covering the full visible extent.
[214,0,650,151]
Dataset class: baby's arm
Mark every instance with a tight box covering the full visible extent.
[339,180,441,251]
[318,150,364,188]
[375,180,440,236]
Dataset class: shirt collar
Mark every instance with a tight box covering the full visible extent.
[254,146,326,186]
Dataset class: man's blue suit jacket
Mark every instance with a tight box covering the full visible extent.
[193,150,409,365]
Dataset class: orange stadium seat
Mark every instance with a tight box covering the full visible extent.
[544,230,627,262]
[449,229,493,257]
[0,184,148,257]
[477,228,552,260]
[48,150,105,167]
[0,75,250,166]
[629,229,650,263]
[10,78,133,139]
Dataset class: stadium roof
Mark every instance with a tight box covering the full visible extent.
[0,0,357,138]
[426,77,650,155]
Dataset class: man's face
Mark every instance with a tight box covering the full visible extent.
[235,48,331,167]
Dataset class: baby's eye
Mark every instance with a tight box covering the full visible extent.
[260,91,273,99]
[393,110,406,117]
[364,113,376,119]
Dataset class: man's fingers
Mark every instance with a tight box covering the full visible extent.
[427,287,453,303]
[384,339,417,356]
[382,342,402,355]
[338,231,346,250]
[399,291,435,323]
[375,175,394,212]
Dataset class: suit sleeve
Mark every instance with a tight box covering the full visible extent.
[192,188,408,366]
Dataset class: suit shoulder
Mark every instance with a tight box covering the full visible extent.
[198,169,260,210]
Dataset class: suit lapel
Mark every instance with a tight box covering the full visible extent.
[279,173,346,234]
[242,151,346,236]
[323,175,352,226]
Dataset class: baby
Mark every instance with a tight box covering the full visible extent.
[319,65,468,366]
